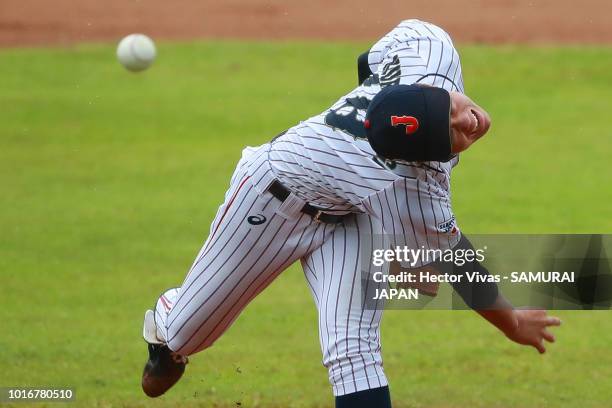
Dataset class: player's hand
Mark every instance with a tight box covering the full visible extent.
[505,309,561,354]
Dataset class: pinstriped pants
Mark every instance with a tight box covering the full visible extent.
[302,214,389,395]
[153,144,389,396]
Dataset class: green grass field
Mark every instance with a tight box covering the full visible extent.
[1,41,611,407]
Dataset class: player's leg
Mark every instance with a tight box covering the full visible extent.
[160,153,331,355]
[142,145,333,396]
[301,213,392,407]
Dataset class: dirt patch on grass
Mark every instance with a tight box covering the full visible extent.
[1,0,611,47]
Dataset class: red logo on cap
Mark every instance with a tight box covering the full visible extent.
[390,116,419,135]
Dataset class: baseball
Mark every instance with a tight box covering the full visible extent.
[116,34,157,72]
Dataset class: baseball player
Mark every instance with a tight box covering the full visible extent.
[141,19,561,407]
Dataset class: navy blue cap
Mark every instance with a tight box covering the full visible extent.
[364,84,452,162]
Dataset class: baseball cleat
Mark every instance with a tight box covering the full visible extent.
[141,310,188,397]
[141,343,188,397]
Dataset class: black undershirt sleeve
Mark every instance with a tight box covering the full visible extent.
[437,234,499,309]
[357,50,373,85]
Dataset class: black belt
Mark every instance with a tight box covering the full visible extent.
[268,180,347,224]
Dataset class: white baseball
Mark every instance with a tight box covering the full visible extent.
[116,34,157,72]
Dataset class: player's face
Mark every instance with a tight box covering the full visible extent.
[449,92,491,154]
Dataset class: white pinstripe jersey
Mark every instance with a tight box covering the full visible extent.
[266,19,464,253]
[149,21,469,395]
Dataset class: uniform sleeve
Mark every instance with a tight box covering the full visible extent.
[369,20,464,93]
[376,42,429,88]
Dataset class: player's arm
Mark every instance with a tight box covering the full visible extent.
[367,21,463,93]
[356,26,429,88]
[444,234,561,354]
[368,193,561,353]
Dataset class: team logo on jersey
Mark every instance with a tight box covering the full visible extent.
[247,214,267,225]
[438,216,458,234]
[391,115,419,134]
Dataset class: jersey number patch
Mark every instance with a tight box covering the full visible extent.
[324,56,401,140]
